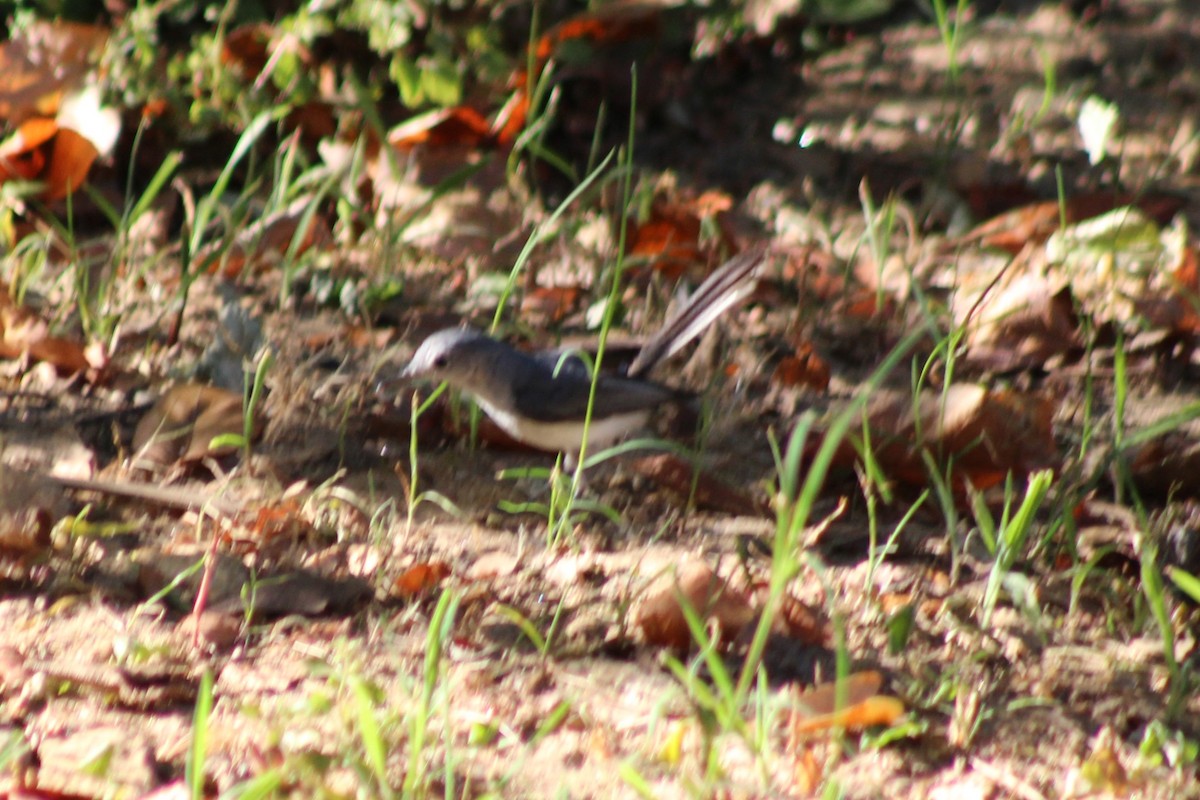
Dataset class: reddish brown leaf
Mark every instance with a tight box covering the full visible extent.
[534,5,662,61]
[626,194,736,279]
[221,22,273,79]
[0,117,55,182]
[521,285,582,324]
[389,106,494,150]
[393,561,452,598]
[42,126,97,200]
[0,507,51,555]
[771,342,831,392]
[491,82,530,146]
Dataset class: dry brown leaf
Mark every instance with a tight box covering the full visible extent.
[0,281,105,374]
[964,273,1078,369]
[626,193,737,280]
[630,453,766,516]
[961,193,1185,254]
[205,201,330,278]
[132,384,257,466]
[221,22,273,79]
[632,560,756,650]
[0,20,108,124]
[0,507,51,555]
[521,285,582,325]
[836,384,1057,491]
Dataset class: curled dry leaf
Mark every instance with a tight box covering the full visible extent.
[0,85,120,200]
[959,193,1184,255]
[788,670,904,737]
[0,280,106,375]
[132,383,260,466]
[47,85,120,200]
[632,559,756,650]
[963,272,1078,369]
[199,197,331,278]
[837,383,1057,491]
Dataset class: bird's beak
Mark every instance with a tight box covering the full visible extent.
[374,362,419,395]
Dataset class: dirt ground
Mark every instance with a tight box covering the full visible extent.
[4,1,1200,798]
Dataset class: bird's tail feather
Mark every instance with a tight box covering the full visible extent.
[627,246,767,378]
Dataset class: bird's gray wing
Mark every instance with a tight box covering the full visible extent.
[510,352,678,422]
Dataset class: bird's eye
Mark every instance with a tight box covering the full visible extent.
[432,355,449,369]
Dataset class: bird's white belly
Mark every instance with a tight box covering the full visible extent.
[474,397,650,454]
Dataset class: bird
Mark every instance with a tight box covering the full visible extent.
[399,247,767,463]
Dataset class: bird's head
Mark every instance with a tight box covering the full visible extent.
[399,327,501,395]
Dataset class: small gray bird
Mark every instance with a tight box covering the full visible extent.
[400,247,766,460]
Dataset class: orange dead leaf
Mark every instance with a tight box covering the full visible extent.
[627,193,736,279]
[521,285,581,324]
[0,86,120,199]
[791,696,905,735]
[389,106,494,150]
[491,83,531,146]
[243,500,310,545]
[771,342,830,392]
[534,5,662,61]
[393,561,452,598]
[43,126,97,200]
[0,117,56,181]
[842,289,895,319]
[789,671,904,736]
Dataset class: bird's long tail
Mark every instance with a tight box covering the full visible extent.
[626,246,767,378]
